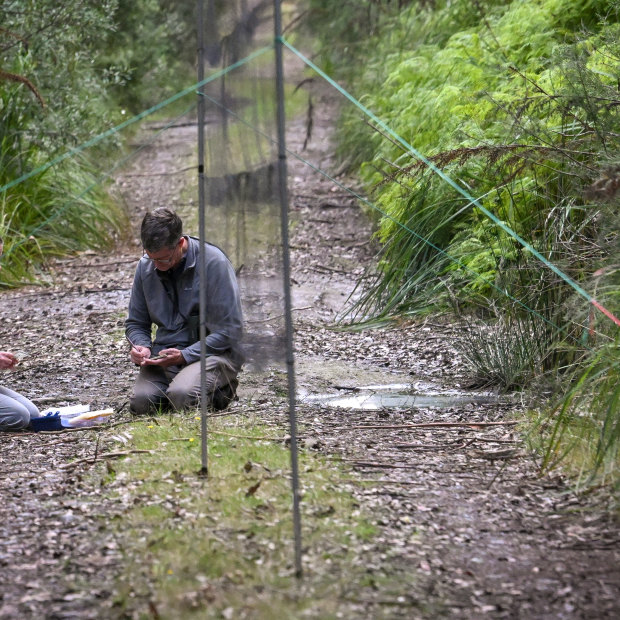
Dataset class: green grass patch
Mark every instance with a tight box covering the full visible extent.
[100,411,394,618]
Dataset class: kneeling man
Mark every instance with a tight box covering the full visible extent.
[126,208,244,414]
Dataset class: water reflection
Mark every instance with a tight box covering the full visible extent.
[301,383,501,410]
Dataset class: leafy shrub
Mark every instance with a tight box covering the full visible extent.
[0,0,202,285]
[307,0,620,485]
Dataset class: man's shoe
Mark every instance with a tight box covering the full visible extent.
[211,380,238,411]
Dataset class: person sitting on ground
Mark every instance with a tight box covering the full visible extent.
[125,208,244,414]
[0,236,41,431]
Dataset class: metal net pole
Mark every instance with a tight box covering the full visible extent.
[274,0,303,578]
[197,0,209,476]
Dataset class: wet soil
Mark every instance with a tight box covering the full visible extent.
[1,79,619,620]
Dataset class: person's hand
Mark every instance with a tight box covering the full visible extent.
[129,345,151,366]
[141,348,184,367]
[0,351,18,370]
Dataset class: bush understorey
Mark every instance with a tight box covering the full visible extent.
[307,0,620,491]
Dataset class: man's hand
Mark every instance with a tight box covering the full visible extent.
[129,345,152,366]
[0,351,18,370]
[141,348,184,367]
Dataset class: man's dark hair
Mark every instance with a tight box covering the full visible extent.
[140,208,183,252]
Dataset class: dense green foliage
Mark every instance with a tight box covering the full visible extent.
[0,0,201,285]
[98,0,198,114]
[1,1,121,284]
[310,0,618,318]
[307,0,620,486]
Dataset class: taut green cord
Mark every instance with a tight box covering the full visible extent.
[278,37,620,328]
[0,45,272,195]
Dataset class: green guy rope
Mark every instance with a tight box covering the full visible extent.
[0,45,272,195]
[278,38,620,329]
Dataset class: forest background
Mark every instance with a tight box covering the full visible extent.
[1,0,619,498]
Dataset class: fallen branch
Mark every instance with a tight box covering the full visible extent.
[336,421,519,431]
[59,449,153,470]
[209,429,293,442]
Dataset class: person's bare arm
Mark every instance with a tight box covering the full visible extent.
[0,351,18,370]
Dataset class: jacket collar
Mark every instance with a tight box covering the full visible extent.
[183,235,198,270]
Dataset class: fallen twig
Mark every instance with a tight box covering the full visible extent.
[340,459,424,470]
[205,409,250,419]
[468,448,525,460]
[245,306,313,323]
[394,442,463,450]
[120,166,196,177]
[470,436,520,444]
[341,478,430,486]
[54,258,137,268]
[209,429,295,442]
[310,264,350,275]
[336,421,519,431]
[59,449,154,470]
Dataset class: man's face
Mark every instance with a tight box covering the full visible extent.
[143,237,184,271]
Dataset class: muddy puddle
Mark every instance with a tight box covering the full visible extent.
[299,382,503,410]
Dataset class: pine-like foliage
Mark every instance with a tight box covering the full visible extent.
[308,0,620,485]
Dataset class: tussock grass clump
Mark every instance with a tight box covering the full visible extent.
[454,314,552,391]
[0,161,127,287]
[529,338,620,492]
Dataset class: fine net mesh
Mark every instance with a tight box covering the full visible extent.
[198,51,286,368]
[193,3,290,369]
[107,2,312,373]
[100,2,296,373]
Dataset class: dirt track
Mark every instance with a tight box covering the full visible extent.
[0,77,619,619]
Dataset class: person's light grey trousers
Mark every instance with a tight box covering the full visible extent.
[0,386,40,431]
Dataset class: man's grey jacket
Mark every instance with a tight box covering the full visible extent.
[125,236,244,368]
